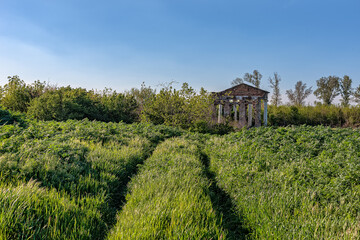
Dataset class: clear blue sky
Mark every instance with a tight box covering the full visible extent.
[0,0,359,103]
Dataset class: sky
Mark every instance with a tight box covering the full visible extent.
[0,0,359,103]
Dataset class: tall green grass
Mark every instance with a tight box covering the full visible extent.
[0,119,184,239]
[3,114,360,239]
[205,126,360,239]
[0,180,105,240]
[107,138,227,239]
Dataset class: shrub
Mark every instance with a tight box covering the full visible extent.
[141,83,216,131]
[27,87,138,123]
[0,76,32,112]
[268,104,359,127]
[0,106,26,126]
[27,87,100,121]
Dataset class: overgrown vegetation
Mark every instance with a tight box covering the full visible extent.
[107,138,227,239]
[205,126,360,239]
[140,83,218,132]
[2,75,360,131]
[268,104,360,127]
[0,76,137,123]
[0,118,182,239]
[1,109,360,239]
[0,107,26,126]
[0,76,223,132]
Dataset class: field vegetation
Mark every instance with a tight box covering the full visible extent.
[1,99,360,239]
[2,76,360,134]
[0,117,182,239]
[205,126,360,239]
[108,138,227,239]
[269,104,360,127]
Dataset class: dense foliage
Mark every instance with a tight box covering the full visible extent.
[2,79,360,239]
[2,75,360,131]
[141,83,216,132]
[0,76,137,123]
[0,77,222,132]
[27,87,137,123]
[1,109,360,239]
[0,107,26,126]
[0,76,36,112]
[268,104,360,127]
[205,126,360,239]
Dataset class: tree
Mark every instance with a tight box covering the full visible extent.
[339,75,352,107]
[28,86,137,123]
[286,81,312,106]
[231,70,262,88]
[251,70,262,88]
[0,76,31,112]
[29,80,47,99]
[314,76,340,105]
[269,72,281,106]
[27,89,64,120]
[231,77,243,86]
[28,86,99,121]
[127,82,156,116]
[141,82,214,130]
[95,88,138,123]
[354,85,360,105]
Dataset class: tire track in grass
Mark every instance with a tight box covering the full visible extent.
[199,149,251,240]
[98,127,184,232]
[106,138,228,239]
[0,121,185,239]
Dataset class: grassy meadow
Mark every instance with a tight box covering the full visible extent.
[1,113,360,239]
[205,126,360,239]
[0,119,182,239]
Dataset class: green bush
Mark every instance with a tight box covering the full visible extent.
[27,87,101,121]
[92,88,138,123]
[268,105,360,127]
[141,83,216,131]
[0,76,138,123]
[27,87,138,123]
[0,106,26,126]
[0,76,32,112]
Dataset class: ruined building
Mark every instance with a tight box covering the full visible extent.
[213,83,269,128]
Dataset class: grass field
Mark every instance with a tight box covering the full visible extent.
[205,126,360,239]
[0,120,182,239]
[1,118,359,239]
[107,138,226,239]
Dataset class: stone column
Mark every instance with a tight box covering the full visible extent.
[254,99,261,127]
[211,104,217,123]
[239,101,247,128]
[247,103,252,127]
[218,104,222,123]
[233,104,237,121]
[224,102,231,117]
[264,100,268,126]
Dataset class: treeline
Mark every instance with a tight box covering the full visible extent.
[0,76,224,132]
[231,70,360,127]
[1,75,360,131]
[0,76,137,123]
[269,105,360,127]
[232,70,360,106]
